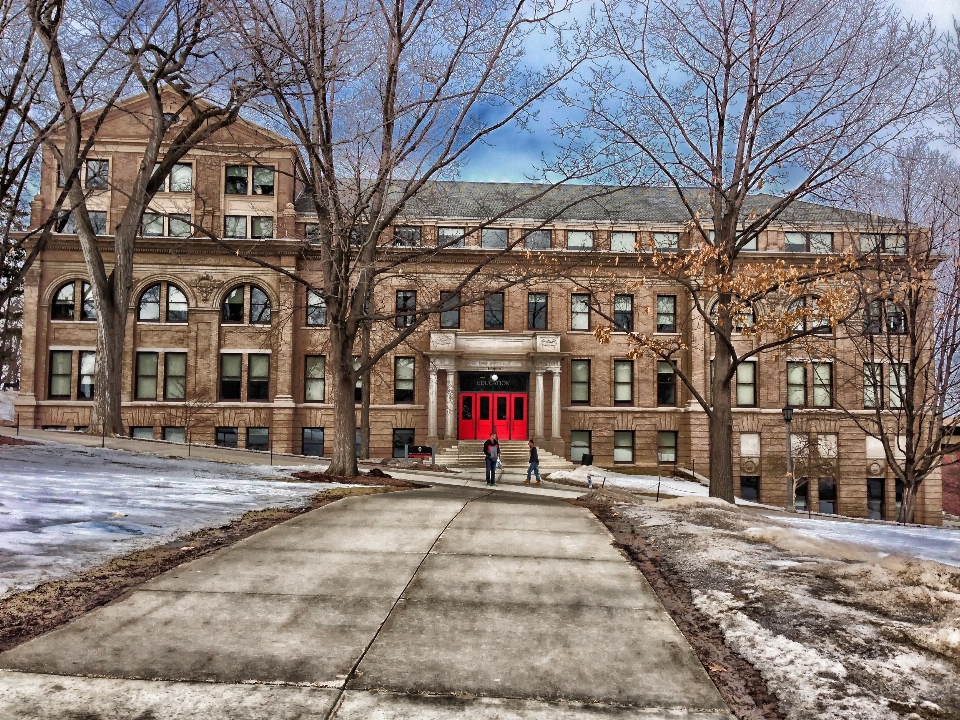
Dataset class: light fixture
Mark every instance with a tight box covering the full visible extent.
[490,373,499,382]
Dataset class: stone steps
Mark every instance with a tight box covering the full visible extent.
[438,441,575,469]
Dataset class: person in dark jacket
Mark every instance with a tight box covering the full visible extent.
[524,439,541,485]
[483,432,500,485]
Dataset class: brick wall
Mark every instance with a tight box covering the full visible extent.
[943,453,960,517]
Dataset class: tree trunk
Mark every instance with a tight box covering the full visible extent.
[92,300,127,435]
[710,336,735,502]
[327,327,359,477]
[898,481,919,524]
[360,319,371,460]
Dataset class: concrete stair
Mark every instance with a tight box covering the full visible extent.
[437,440,575,470]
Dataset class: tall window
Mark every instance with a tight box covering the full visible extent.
[438,227,465,248]
[305,355,326,402]
[52,282,75,320]
[135,352,159,400]
[657,361,676,406]
[614,360,633,405]
[524,229,551,249]
[396,290,416,328]
[786,362,806,406]
[571,359,590,404]
[251,287,271,324]
[252,167,275,195]
[167,285,188,321]
[394,357,415,403]
[528,293,548,330]
[653,232,679,250]
[85,159,109,189]
[138,284,162,320]
[812,362,833,407]
[484,293,504,330]
[481,228,508,249]
[248,354,270,400]
[164,353,186,400]
[864,363,883,408]
[785,231,833,253]
[440,291,460,329]
[393,226,421,247]
[736,362,756,407]
[658,431,678,463]
[614,295,633,331]
[220,354,242,400]
[169,163,192,192]
[656,295,677,333]
[49,351,72,398]
[225,165,248,194]
[614,431,634,463]
[567,230,594,250]
[306,290,327,326]
[571,294,590,330]
[610,231,635,252]
[889,363,907,409]
[78,351,96,400]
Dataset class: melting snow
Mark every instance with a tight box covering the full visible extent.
[0,441,327,596]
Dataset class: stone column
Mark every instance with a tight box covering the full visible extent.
[534,370,544,439]
[427,365,438,442]
[551,369,561,439]
[445,370,456,440]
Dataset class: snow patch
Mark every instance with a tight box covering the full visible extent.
[0,390,15,422]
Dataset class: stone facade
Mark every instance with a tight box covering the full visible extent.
[15,96,942,524]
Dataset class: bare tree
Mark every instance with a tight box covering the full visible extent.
[819,145,960,523]
[28,0,255,434]
[559,0,940,501]
[223,0,594,475]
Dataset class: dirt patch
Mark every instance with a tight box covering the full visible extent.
[291,469,429,489]
[572,493,784,720]
[0,485,403,652]
[0,436,37,447]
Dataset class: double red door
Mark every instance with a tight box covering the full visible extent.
[459,392,527,440]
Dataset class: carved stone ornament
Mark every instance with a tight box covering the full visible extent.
[192,274,222,303]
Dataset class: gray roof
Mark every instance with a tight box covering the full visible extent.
[294,181,871,226]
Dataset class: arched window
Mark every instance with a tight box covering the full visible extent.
[789,296,831,335]
[52,282,75,320]
[222,284,271,325]
[709,297,755,334]
[51,280,97,321]
[306,290,327,326]
[137,282,189,323]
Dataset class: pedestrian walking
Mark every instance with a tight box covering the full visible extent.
[483,432,500,486]
[524,439,541,485]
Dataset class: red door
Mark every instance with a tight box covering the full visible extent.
[475,393,493,439]
[510,394,528,440]
[493,394,510,438]
[459,393,476,440]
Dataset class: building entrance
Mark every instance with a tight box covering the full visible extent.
[457,372,528,440]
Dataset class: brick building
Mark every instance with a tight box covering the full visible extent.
[15,96,942,524]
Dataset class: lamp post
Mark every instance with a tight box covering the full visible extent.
[782,405,795,512]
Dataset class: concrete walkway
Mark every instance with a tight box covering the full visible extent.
[0,485,732,719]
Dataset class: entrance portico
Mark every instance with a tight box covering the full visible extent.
[426,331,563,451]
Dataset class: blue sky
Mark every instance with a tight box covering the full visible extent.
[458,0,960,184]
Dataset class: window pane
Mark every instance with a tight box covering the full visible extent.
[168,213,191,238]
[220,354,242,400]
[166,285,188,322]
[393,226,421,247]
[484,293,504,330]
[49,351,72,397]
[610,231,635,252]
[396,291,416,328]
[481,228,508,249]
[813,363,832,407]
[247,427,270,450]
[657,361,676,405]
[440,291,460,329]
[81,282,97,320]
[248,354,270,400]
[817,433,838,459]
[885,234,906,254]
[85,159,109,189]
[165,353,186,399]
[571,431,591,462]
[223,287,245,322]
[249,354,270,378]
[138,284,161,321]
[136,352,158,400]
[302,427,325,456]
[653,232,678,250]
[392,429,415,458]
[307,290,327,326]
[864,363,882,408]
[395,357,414,402]
[809,232,833,253]
[524,229,551,249]
[787,362,805,406]
[438,227,465,248]
[571,360,590,403]
[89,211,107,235]
[252,166,274,195]
[614,360,632,402]
[784,232,806,251]
[889,364,906,408]
[142,212,164,236]
[251,216,273,239]
[170,163,192,192]
[571,294,590,330]
[740,432,760,456]
[567,230,593,250]
[614,431,634,463]
[251,287,271,324]
[78,351,96,399]
[528,293,547,329]
[658,431,677,463]
[163,427,186,443]
[305,355,326,402]
[736,362,755,406]
[224,215,247,238]
[656,295,676,332]
[216,427,238,447]
[860,233,880,252]
[53,282,75,320]
[225,165,248,194]
[614,295,633,331]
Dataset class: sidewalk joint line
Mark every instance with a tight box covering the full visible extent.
[322,488,493,720]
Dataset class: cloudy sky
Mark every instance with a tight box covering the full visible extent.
[458,0,960,184]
